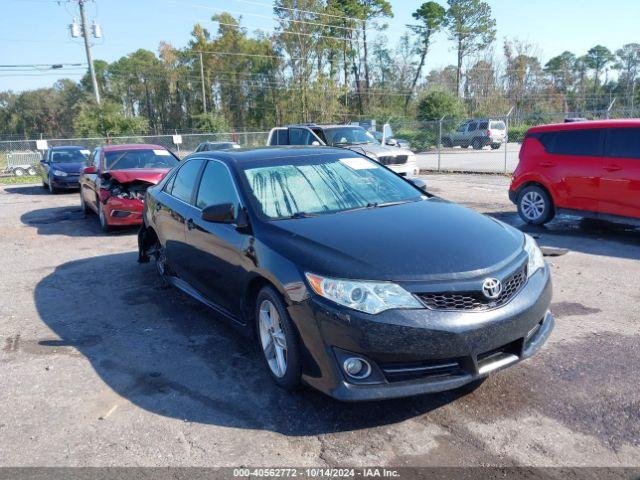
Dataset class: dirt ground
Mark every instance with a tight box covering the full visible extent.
[0,175,638,467]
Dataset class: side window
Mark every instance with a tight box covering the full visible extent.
[456,124,467,133]
[275,129,289,145]
[167,159,204,204]
[92,149,101,169]
[468,122,478,132]
[546,129,603,156]
[196,161,241,215]
[607,128,640,159]
[479,121,489,130]
[289,128,313,145]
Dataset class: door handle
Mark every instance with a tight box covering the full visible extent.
[604,165,622,172]
[186,218,195,230]
[540,162,555,167]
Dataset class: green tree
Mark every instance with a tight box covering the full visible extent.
[74,101,148,136]
[584,45,615,93]
[417,89,466,121]
[405,2,447,112]
[615,43,640,103]
[444,0,496,97]
[545,51,576,93]
[190,112,230,133]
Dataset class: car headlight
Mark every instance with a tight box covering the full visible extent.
[305,273,422,314]
[524,234,545,277]
[53,169,68,177]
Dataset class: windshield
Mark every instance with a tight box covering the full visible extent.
[51,148,89,163]
[104,149,179,171]
[241,154,424,220]
[324,127,377,146]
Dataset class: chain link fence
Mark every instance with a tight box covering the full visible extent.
[1,108,638,177]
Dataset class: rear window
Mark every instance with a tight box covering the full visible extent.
[606,128,640,159]
[479,121,488,129]
[535,129,603,156]
[490,121,505,130]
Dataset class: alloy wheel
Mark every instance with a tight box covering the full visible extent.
[258,299,288,378]
[155,243,167,277]
[521,191,546,221]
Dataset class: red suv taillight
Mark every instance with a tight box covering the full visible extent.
[486,130,491,137]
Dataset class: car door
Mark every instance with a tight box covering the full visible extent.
[538,128,603,212]
[599,127,640,218]
[466,121,478,144]
[452,123,468,145]
[288,127,319,145]
[154,159,205,279]
[81,148,101,212]
[182,160,249,319]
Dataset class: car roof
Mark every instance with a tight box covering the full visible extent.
[528,119,640,133]
[188,146,359,166]
[101,143,166,152]
[200,141,238,144]
[50,145,88,150]
[286,124,360,130]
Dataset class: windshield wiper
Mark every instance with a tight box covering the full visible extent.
[288,211,320,219]
[366,199,417,209]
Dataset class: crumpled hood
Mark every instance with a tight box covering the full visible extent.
[51,162,85,174]
[346,143,414,158]
[260,198,524,281]
[104,168,170,185]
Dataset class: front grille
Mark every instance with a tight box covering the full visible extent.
[417,265,527,312]
[380,359,465,383]
[377,155,408,165]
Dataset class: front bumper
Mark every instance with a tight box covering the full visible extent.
[103,197,144,226]
[388,163,419,177]
[50,176,80,189]
[289,266,553,401]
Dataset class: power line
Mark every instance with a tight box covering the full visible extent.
[225,0,366,24]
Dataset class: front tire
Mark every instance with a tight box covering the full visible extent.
[255,286,301,390]
[98,202,111,232]
[13,167,25,177]
[80,189,90,214]
[490,143,500,150]
[48,180,57,194]
[517,185,555,225]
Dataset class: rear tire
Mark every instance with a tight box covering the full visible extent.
[472,138,483,150]
[517,185,555,225]
[27,166,37,176]
[13,167,25,177]
[255,286,302,391]
[490,143,500,150]
[442,137,453,148]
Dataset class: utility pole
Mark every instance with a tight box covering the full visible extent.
[199,52,207,114]
[77,0,100,104]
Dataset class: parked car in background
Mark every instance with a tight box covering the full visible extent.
[138,146,553,401]
[510,119,640,225]
[194,141,241,152]
[3,151,40,177]
[79,144,179,231]
[38,146,90,193]
[443,119,507,150]
[267,124,418,177]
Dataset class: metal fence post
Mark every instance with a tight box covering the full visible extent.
[504,107,514,174]
[438,115,445,172]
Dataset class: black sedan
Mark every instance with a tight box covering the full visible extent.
[138,147,553,401]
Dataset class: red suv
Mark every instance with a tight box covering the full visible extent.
[509,120,640,225]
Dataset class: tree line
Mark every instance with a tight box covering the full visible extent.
[0,0,638,138]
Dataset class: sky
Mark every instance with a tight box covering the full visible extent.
[1,0,639,92]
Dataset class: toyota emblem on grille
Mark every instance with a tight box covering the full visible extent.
[482,278,502,299]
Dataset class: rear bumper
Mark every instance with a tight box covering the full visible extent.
[103,197,144,226]
[508,188,518,204]
[290,265,553,401]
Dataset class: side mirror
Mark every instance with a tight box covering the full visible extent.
[408,177,427,191]
[83,166,97,174]
[202,203,235,223]
[311,140,321,146]
[40,159,48,164]
[386,138,398,147]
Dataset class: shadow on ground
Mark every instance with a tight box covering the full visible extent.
[3,184,75,196]
[21,206,137,237]
[33,252,471,435]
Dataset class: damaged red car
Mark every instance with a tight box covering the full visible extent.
[79,144,179,231]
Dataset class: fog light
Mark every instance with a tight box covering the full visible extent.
[342,357,371,379]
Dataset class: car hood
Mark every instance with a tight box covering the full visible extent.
[103,168,170,185]
[261,198,524,281]
[51,162,85,174]
[346,144,414,157]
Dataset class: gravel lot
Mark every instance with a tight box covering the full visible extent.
[0,175,639,468]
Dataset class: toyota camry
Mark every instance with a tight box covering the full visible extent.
[138,147,553,401]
